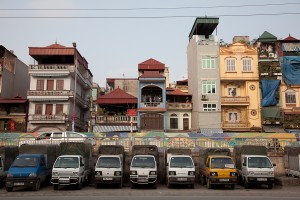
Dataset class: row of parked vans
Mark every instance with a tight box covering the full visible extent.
[0,144,278,191]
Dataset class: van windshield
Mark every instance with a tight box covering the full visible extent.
[11,157,38,167]
[211,158,235,169]
[170,157,194,168]
[131,157,155,168]
[97,157,120,168]
[54,157,79,168]
[248,157,273,168]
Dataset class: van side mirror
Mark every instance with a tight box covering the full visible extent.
[273,163,276,167]
[243,163,246,166]
[81,163,84,167]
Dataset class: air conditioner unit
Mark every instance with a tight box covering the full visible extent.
[269,53,275,58]
[201,94,208,100]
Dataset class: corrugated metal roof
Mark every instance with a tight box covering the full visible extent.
[0,98,27,103]
[262,125,286,133]
[96,87,137,104]
[200,128,223,134]
[139,71,165,78]
[29,43,75,56]
[138,58,165,70]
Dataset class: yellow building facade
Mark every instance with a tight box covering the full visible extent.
[220,42,261,131]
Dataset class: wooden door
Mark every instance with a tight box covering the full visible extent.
[47,80,54,91]
[140,113,163,130]
[183,118,189,130]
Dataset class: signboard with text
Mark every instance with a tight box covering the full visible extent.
[127,109,137,116]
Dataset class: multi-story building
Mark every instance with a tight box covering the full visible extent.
[278,35,300,130]
[220,37,261,132]
[166,88,192,131]
[255,31,284,133]
[187,17,222,132]
[27,43,93,133]
[137,58,167,131]
[0,45,29,132]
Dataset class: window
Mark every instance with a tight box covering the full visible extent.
[53,132,62,138]
[56,80,64,90]
[242,58,252,72]
[227,87,237,97]
[36,80,44,91]
[226,59,236,72]
[56,104,63,115]
[170,114,178,129]
[228,112,239,122]
[45,104,53,115]
[202,80,216,94]
[201,56,216,69]
[203,103,217,111]
[47,80,54,91]
[35,104,43,114]
[285,90,296,104]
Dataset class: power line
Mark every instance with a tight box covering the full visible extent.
[0,13,299,19]
[0,2,299,11]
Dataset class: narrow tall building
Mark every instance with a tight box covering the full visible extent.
[187,17,222,132]
[220,38,261,132]
[27,43,93,133]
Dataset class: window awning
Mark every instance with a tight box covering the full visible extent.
[200,128,223,134]
[93,125,137,133]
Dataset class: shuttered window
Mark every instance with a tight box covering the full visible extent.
[35,104,43,114]
[36,80,44,91]
[56,104,63,114]
[56,80,64,90]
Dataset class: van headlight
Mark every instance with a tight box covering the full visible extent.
[169,171,176,175]
[248,171,255,175]
[95,171,102,176]
[130,171,137,175]
[230,172,237,177]
[73,172,79,176]
[29,173,37,177]
[188,171,195,176]
[210,172,218,176]
[114,171,122,176]
[149,171,156,175]
[52,171,59,176]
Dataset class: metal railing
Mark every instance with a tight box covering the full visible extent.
[0,136,296,153]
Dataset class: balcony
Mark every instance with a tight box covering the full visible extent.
[96,115,137,124]
[28,114,67,124]
[167,102,192,110]
[27,90,74,101]
[221,97,250,105]
[222,121,250,129]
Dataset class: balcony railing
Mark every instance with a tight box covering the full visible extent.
[29,64,75,71]
[167,103,192,110]
[221,97,250,105]
[27,90,74,96]
[140,102,162,108]
[28,114,67,123]
[96,115,138,124]
[222,121,250,128]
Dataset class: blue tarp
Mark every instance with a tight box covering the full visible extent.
[281,56,300,85]
[261,79,280,107]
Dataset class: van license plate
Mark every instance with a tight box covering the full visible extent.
[177,178,187,181]
[103,178,113,180]
[219,179,229,182]
[14,182,24,186]
[138,178,148,182]
[257,178,267,181]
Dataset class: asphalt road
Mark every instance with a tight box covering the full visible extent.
[1,184,300,200]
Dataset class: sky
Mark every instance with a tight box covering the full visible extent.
[1,0,300,87]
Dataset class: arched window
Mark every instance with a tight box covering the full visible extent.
[183,113,189,117]
[170,113,178,129]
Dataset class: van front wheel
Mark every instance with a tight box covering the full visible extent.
[33,179,41,191]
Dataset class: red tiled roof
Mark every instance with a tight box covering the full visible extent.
[167,88,189,96]
[29,43,75,56]
[138,58,165,70]
[279,34,299,41]
[139,71,165,78]
[96,87,137,104]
